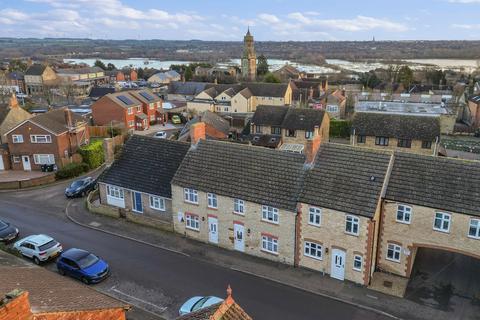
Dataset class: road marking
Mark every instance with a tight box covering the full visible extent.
[366,294,378,300]
[89,221,101,227]
[109,287,168,313]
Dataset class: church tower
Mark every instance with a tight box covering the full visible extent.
[241,28,257,81]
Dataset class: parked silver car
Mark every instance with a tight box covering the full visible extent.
[14,234,63,265]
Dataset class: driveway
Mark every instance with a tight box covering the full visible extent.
[405,248,480,319]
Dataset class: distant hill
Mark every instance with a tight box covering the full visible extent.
[1,38,479,65]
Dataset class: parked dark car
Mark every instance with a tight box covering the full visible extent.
[0,219,19,243]
[65,177,96,198]
[57,248,110,284]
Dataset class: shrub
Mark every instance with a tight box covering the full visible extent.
[330,119,351,138]
[79,140,105,169]
[55,162,89,180]
[107,126,123,137]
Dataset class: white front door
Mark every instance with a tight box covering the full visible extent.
[0,156,4,170]
[233,223,245,252]
[22,155,31,171]
[331,249,346,281]
[208,217,218,244]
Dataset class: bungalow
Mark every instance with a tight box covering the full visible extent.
[98,135,190,229]
[351,112,441,156]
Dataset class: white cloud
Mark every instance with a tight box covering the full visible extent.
[452,23,480,29]
[258,13,280,24]
[448,0,480,3]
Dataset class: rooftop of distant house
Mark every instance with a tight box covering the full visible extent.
[355,100,451,116]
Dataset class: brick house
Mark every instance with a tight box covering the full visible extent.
[377,152,480,280]
[127,89,164,125]
[325,89,347,119]
[171,124,309,265]
[250,105,330,152]
[5,108,88,171]
[351,112,441,156]
[97,135,190,229]
[297,143,392,285]
[0,250,129,320]
[178,111,230,142]
[92,91,147,130]
[467,94,480,128]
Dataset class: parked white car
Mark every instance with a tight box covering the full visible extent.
[153,131,167,139]
[14,234,63,265]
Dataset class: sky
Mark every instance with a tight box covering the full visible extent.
[0,0,479,41]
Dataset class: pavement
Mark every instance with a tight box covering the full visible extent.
[0,177,478,320]
[133,123,183,138]
[0,170,52,182]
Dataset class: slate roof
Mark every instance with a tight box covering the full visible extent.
[128,89,161,104]
[99,135,190,198]
[238,87,252,99]
[88,87,115,99]
[281,108,326,131]
[25,64,47,76]
[352,112,440,140]
[106,91,142,108]
[385,152,480,216]
[168,81,214,96]
[56,67,104,74]
[28,108,85,134]
[251,105,289,126]
[179,111,230,141]
[300,143,392,218]
[243,83,289,98]
[7,71,24,80]
[172,140,306,211]
[469,95,480,103]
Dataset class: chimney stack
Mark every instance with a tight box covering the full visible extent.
[64,108,73,129]
[9,93,19,109]
[304,134,322,165]
[190,122,206,145]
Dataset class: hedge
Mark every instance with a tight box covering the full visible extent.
[55,162,89,180]
[330,119,352,138]
[79,140,105,169]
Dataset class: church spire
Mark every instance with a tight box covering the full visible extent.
[246,26,251,36]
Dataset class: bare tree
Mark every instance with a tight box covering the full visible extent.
[59,78,76,104]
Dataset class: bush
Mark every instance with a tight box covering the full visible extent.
[55,162,89,180]
[107,126,123,137]
[330,119,351,138]
[79,140,105,169]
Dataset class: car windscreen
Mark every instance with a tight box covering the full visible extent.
[38,240,57,251]
[77,253,99,269]
[70,180,84,188]
[191,297,210,312]
[0,221,7,230]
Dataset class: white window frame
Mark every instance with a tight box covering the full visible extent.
[33,154,55,165]
[128,120,134,127]
[386,243,402,263]
[308,207,321,227]
[262,205,279,224]
[304,241,322,260]
[261,235,278,254]
[207,193,217,209]
[345,215,360,236]
[128,107,133,115]
[137,106,142,112]
[305,130,314,139]
[185,213,200,231]
[30,135,52,143]
[12,134,23,143]
[468,218,480,239]
[12,156,21,163]
[106,185,124,199]
[184,188,198,204]
[396,204,412,224]
[353,255,363,271]
[149,195,165,211]
[326,105,339,113]
[234,199,245,215]
[433,212,451,233]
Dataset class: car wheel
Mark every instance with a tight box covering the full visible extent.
[81,277,90,285]
[58,268,66,276]
[33,256,40,265]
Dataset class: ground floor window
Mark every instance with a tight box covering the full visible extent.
[186,213,200,231]
[261,235,278,254]
[106,185,124,199]
[386,243,401,262]
[304,241,322,260]
[33,154,55,165]
[353,255,363,271]
[149,196,165,211]
[469,218,480,239]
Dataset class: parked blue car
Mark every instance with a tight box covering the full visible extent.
[56,248,109,284]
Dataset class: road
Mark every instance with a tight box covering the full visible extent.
[0,181,390,320]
